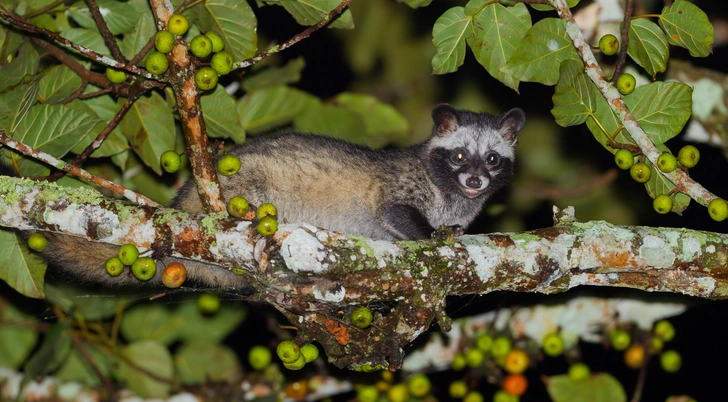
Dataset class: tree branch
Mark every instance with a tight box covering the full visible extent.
[83,0,128,63]
[612,0,633,82]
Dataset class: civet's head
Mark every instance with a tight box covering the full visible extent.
[426,104,525,200]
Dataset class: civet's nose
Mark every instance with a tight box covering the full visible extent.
[465,176,482,189]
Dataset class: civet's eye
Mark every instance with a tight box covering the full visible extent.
[485,152,500,166]
[450,148,468,165]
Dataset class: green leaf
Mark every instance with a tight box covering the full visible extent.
[117,340,173,399]
[118,91,175,175]
[643,149,690,215]
[431,7,470,74]
[585,94,632,153]
[3,104,100,176]
[627,18,669,77]
[66,96,130,157]
[466,2,531,91]
[551,59,597,127]
[0,42,40,92]
[0,24,25,60]
[56,345,113,386]
[334,93,410,148]
[242,57,306,91]
[202,86,246,143]
[397,0,432,7]
[237,85,315,134]
[547,373,626,402]
[0,230,46,299]
[174,342,242,385]
[25,322,73,377]
[659,0,713,57]
[45,283,125,321]
[501,18,580,86]
[120,11,156,61]
[199,0,257,61]
[38,65,82,104]
[121,304,180,346]
[60,27,113,57]
[175,300,247,343]
[0,81,39,133]
[0,300,39,369]
[277,0,355,30]
[530,0,580,11]
[294,100,368,144]
[623,81,692,145]
[68,0,147,35]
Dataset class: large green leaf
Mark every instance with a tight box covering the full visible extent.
[0,230,46,299]
[4,104,100,176]
[202,86,245,143]
[585,93,632,153]
[334,93,410,148]
[466,2,531,91]
[623,81,692,145]
[431,7,470,74]
[118,91,175,175]
[25,322,72,377]
[294,100,368,144]
[117,340,173,399]
[174,342,241,385]
[120,11,156,61]
[121,304,180,346]
[627,18,668,78]
[547,373,626,402]
[0,81,39,133]
[175,300,247,342]
[0,42,39,92]
[56,345,113,387]
[199,0,257,61]
[659,0,713,57]
[501,18,580,86]
[397,0,432,7]
[0,298,39,368]
[38,65,82,104]
[237,85,315,134]
[551,59,596,127]
[0,24,25,61]
[45,283,125,321]
[60,27,112,57]
[68,0,147,35]
[277,0,354,30]
[242,57,306,91]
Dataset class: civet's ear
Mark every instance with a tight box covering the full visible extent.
[431,103,460,136]
[498,108,526,145]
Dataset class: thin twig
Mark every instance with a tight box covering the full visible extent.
[31,38,113,92]
[70,336,116,398]
[236,0,352,69]
[22,0,63,19]
[0,131,160,207]
[84,0,128,63]
[79,88,114,99]
[130,35,156,65]
[612,0,634,82]
[630,353,651,402]
[176,0,204,14]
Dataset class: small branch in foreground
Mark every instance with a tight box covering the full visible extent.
[236,0,352,69]
[84,0,128,63]
[22,0,64,19]
[0,131,160,207]
[612,0,634,82]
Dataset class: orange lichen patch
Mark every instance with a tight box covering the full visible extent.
[588,244,632,268]
[325,319,350,345]
[178,226,197,242]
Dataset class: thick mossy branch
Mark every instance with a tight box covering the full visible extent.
[1,175,728,368]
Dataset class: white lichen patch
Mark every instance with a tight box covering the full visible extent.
[690,277,717,297]
[281,228,328,273]
[316,231,329,242]
[639,235,675,268]
[465,243,499,283]
[43,204,89,236]
[707,245,716,253]
[312,285,346,302]
[681,236,701,261]
[438,246,455,259]
[366,239,400,269]
[235,220,252,231]
[663,230,680,248]
[212,230,255,262]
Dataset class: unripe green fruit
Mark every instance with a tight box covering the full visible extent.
[678,145,700,168]
[408,374,431,398]
[610,328,631,351]
[708,198,728,222]
[211,51,233,76]
[194,67,218,90]
[494,390,519,402]
[154,30,175,53]
[653,194,673,214]
[651,336,664,354]
[568,362,590,381]
[542,332,565,357]
[118,244,139,265]
[614,149,634,170]
[217,154,241,176]
[357,385,379,402]
[630,162,651,183]
[167,14,189,36]
[131,257,156,281]
[257,216,278,236]
[463,391,484,402]
[491,336,512,358]
[449,380,468,399]
[190,35,213,58]
[451,353,466,371]
[276,340,301,364]
[351,306,373,328]
[197,293,220,314]
[248,345,272,370]
[660,350,681,373]
[476,333,493,352]
[657,152,677,173]
[300,343,319,363]
[204,30,225,52]
[617,73,636,95]
[145,51,169,75]
[283,353,306,370]
[599,34,619,56]
[105,257,124,277]
[654,320,675,342]
[160,150,181,173]
[387,384,409,402]
[465,348,485,368]
[227,196,249,218]
[105,68,127,84]
[27,232,48,252]
[257,203,277,219]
